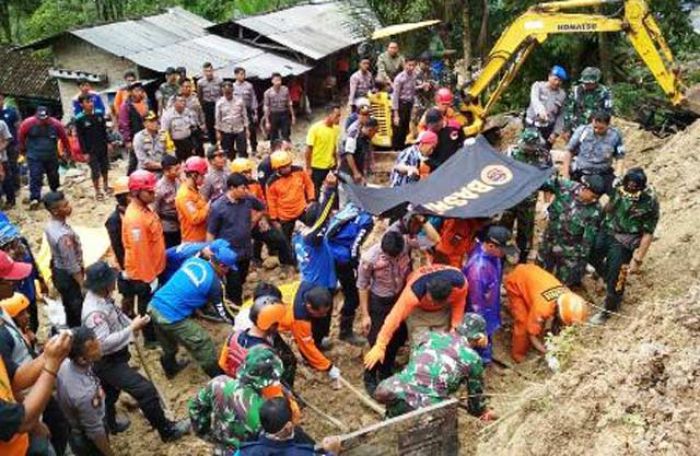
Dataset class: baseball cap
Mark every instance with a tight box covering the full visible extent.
[36,106,49,120]
[581,175,606,196]
[210,244,238,269]
[165,67,177,75]
[417,130,438,146]
[0,251,32,281]
[144,111,158,122]
[485,225,518,256]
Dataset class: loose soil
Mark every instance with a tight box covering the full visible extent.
[9,117,700,455]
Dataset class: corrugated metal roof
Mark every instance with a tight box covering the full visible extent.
[235,0,380,60]
[22,7,310,80]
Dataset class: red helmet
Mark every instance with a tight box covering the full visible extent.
[128,170,157,192]
[435,88,454,105]
[184,156,208,175]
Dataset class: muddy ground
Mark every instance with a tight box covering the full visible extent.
[8,116,700,455]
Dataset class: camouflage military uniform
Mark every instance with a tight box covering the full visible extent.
[537,178,603,286]
[590,184,659,313]
[501,129,551,263]
[188,346,284,454]
[375,328,487,418]
[563,84,613,134]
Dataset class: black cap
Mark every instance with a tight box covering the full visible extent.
[165,67,177,75]
[206,145,224,159]
[425,108,443,125]
[176,66,186,73]
[485,225,518,255]
[581,174,606,196]
[127,81,143,91]
[84,261,118,292]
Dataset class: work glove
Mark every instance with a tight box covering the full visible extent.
[363,343,387,370]
[328,365,341,380]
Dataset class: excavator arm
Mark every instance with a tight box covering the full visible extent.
[460,0,690,137]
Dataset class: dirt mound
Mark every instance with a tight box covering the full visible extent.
[478,120,700,455]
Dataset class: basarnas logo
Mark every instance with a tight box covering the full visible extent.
[422,164,513,214]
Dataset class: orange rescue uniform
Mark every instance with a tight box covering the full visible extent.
[175,184,209,242]
[278,300,331,372]
[122,201,166,282]
[504,264,570,362]
[375,264,468,347]
[247,181,266,204]
[266,167,315,222]
[0,357,29,455]
[433,219,483,267]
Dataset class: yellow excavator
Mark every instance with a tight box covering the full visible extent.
[459,0,700,137]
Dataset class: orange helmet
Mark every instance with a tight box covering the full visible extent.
[270,150,293,170]
[250,295,286,331]
[112,176,130,196]
[230,158,254,174]
[0,293,30,318]
[557,293,588,325]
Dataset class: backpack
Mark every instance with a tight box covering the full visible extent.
[326,203,374,265]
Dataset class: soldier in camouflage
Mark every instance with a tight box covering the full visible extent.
[537,175,605,287]
[589,168,659,324]
[373,313,496,420]
[188,345,286,454]
[500,128,550,263]
[563,66,613,135]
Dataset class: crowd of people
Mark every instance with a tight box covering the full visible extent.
[0,39,661,455]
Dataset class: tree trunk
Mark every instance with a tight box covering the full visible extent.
[462,0,472,73]
[477,0,489,59]
[0,1,12,42]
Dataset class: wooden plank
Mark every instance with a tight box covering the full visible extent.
[336,399,459,456]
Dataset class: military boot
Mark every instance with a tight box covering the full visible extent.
[160,355,189,379]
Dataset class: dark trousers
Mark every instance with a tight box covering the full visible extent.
[279,220,297,248]
[247,108,258,153]
[173,137,195,162]
[163,230,182,249]
[336,260,359,318]
[87,147,109,182]
[44,396,69,456]
[120,279,157,342]
[94,348,170,434]
[272,333,297,388]
[311,168,337,209]
[68,430,103,456]
[225,257,250,305]
[590,231,635,313]
[52,267,83,328]
[269,111,291,142]
[202,101,217,144]
[28,156,60,202]
[392,101,413,151]
[220,131,247,160]
[1,160,16,205]
[311,287,336,345]
[364,293,407,383]
[252,225,295,265]
[500,196,537,264]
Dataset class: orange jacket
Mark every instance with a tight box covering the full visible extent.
[278,301,331,371]
[122,201,166,283]
[0,357,29,455]
[505,264,569,337]
[266,167,315,222]
[376,264,468,347]
[175,183,209,242]
[433,219,484,268]
[248,181,266,204]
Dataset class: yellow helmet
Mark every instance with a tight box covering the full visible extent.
[270,150,293,170]
[557,293,588,325]
[229,158,254,174]
[0,293,30,318]
[112,176,130,196]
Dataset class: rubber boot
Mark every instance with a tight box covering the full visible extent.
[107,414,131,434]
[159,419,191,442]
[363,369,378,397]
[339,316,367,347]
[160,355,189,379]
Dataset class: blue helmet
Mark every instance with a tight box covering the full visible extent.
[550,65,568,81]
[0,222,20,247]
[210,243,238,270]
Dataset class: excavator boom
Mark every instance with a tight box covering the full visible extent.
[459,0,694,137]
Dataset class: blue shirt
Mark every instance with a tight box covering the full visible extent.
[208,195,265,259]
[463,243,503,335]
[162,242,210,283]
[72,92,107,117]
[235,434,325,455]
[150,257,222,324]
[293,233,336,290]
